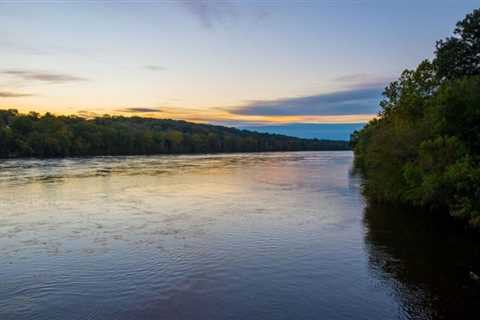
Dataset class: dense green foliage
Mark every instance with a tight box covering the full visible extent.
[0,110,349,158]
[351,9,480,229]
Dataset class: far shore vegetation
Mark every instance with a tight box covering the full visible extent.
[0,109,350,158]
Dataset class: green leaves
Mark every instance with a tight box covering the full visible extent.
[0,110,350,158]
[435,9,480,80]
[352,8,480,229]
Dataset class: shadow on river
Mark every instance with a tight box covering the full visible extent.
[363,203,480,319]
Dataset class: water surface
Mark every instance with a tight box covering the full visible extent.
[0,152,478,319]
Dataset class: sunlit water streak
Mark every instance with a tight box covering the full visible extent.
[0,151,478,320]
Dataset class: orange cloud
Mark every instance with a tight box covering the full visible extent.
[109,107,375,124]
[2,106,376,125]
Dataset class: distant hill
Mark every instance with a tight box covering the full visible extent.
[0,109,350,158]
[242,123,365,140]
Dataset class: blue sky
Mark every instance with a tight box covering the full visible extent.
[0,0,478,139]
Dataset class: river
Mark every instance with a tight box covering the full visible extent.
[0,151,478,319]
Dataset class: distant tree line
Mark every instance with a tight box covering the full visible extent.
[351,9,480,229]
[0,110,349,158]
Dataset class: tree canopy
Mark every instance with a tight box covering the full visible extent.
[0,110,349,158]
[351,9,480,229]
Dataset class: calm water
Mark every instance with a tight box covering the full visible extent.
[0,151,478,320]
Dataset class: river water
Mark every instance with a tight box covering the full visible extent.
[0,151,478,319]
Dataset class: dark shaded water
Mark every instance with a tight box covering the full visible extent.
[0,151,478,319]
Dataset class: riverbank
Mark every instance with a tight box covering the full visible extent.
[351,9,480,229]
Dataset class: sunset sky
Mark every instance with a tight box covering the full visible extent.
[0,1,478,138]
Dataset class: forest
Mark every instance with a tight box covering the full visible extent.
[0,109,349,158]
[351,9,480,229]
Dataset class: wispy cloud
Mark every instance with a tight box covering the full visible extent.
[77,110,103,118]
[229,87,383,117]
[2,69,87,83]
[181,0,236,28]
[0,30,103,58]
[118,107,163,113]
[0,90,33,98]
[333,73,393,90]
[111,105,374,125]
[180,1,270,29]
[0,31,46,55]
[144,65,166,71]
[226,75,388,118]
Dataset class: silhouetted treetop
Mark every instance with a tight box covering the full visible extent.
[352,8,480,229]
[435,8,480,80]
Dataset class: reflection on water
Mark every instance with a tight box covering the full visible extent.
[0,152,478,320]
[364,204,480,319]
